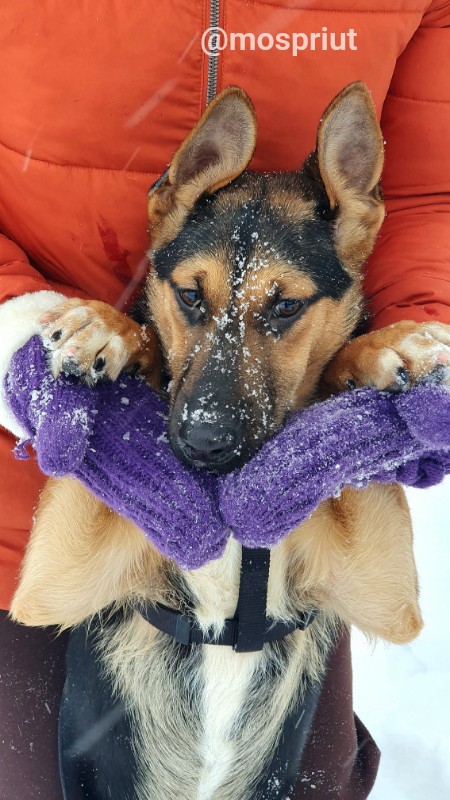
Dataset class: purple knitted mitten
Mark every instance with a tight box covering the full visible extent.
[219,385,450,548]
[5,336,226,569]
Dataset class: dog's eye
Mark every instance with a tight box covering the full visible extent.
[266,298,307,334]
[272,299,304,319]
[179,289,202,309]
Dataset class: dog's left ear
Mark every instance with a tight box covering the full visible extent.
[314,82,385,272]
[148,86,257,248]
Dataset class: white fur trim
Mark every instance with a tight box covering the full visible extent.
[0,291,66,438]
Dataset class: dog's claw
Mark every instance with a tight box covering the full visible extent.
[395,367,410,389]
[93,356,106,372]
[385,367,410,394]
[126,363,140,377]
[61,359,85,378]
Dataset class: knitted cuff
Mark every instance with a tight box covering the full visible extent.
[395,450,450,489]
[394,383,450,449]
[5,335,56,438]
[5,336,97,473]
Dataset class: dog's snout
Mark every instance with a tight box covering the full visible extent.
[177,420,241,471]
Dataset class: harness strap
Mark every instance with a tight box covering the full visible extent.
[138,547,316,652]
[234,546,271,652]
[138,602,316,650]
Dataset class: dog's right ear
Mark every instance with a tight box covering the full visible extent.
[148,86,257,248]
[312,82,385,273]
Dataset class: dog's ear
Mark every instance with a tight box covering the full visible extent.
[148,86,257,248]
[315,82,385,271]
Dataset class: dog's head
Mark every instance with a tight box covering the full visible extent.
[145,84,384,473]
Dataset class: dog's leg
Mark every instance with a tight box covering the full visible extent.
[10,477,165,629]
[286,482,422,644]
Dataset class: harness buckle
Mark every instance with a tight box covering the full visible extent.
[174,613,193,646]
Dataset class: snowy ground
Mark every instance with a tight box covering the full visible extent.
[352,477,450,800]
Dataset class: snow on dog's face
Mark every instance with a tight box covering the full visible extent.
[146,85,384,472]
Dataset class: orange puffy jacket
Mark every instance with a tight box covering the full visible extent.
[0,1,449,610]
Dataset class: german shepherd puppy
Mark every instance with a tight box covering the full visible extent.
[11,84,450,800]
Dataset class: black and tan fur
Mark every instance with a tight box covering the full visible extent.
[10,84,450,800]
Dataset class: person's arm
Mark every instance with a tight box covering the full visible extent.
[0,234,91,437]
[364,2,450,330]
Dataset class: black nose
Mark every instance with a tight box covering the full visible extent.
[177,421,241,470]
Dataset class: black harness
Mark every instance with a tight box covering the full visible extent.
[138,546,316,652]
[59,548,321,800]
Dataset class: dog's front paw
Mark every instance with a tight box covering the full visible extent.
[39,298,158,384]
[322,321,450,394]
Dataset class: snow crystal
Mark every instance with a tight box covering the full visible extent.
[71,407,90,432]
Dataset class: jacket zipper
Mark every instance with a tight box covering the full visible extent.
[206,0,220,104]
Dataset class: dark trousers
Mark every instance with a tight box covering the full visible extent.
[0,612,379,799]
[294,627,380,799]
[0,610,68,799]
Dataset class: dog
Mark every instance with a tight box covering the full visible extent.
[10,83,450,800]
